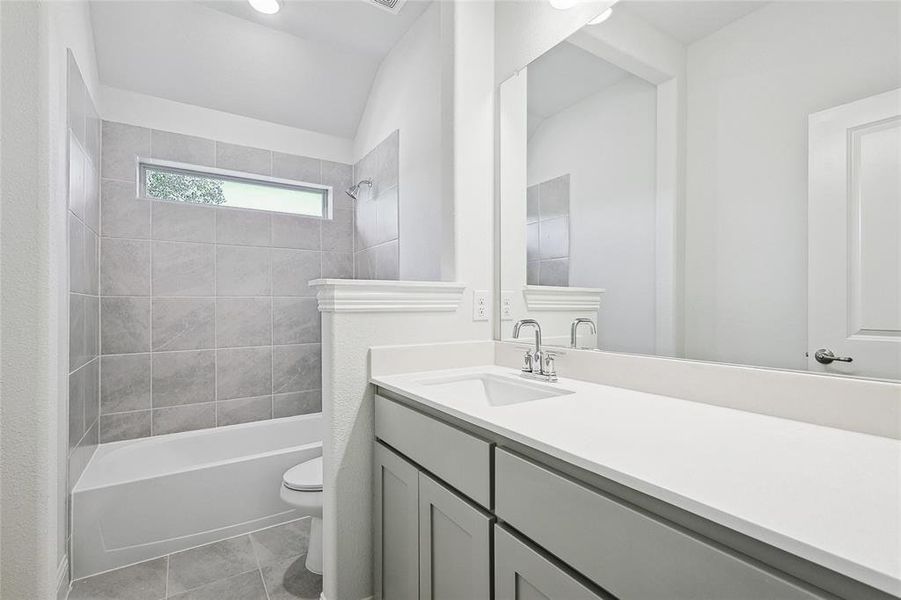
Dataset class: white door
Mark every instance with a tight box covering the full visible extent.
[808,88,901,380]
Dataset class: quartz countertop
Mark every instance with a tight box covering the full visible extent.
[371,365,901,596]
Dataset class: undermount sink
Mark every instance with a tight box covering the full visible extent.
[417,373,574,406]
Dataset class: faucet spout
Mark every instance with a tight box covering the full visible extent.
[512,318,542,353]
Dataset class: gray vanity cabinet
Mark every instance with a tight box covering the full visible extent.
[374,443,419,600]
[373,438,492,600]
[495,525,609,600]
[419,472,492,600]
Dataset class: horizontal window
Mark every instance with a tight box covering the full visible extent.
[140,162,329,218]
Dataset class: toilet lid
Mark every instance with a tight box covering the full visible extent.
[283,456,323,492]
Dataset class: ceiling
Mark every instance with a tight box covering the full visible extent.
[527,41,632,137]
[620,0,767,45]
[90,0,431,139]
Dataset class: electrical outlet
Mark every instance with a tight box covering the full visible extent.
[473,290,490,321]
[500,291,514,320]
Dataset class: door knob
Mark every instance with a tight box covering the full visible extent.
[814,349,853,365]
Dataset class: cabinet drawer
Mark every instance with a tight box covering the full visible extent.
[374,395,492,507]
[495,524,609,600]
[495,449,829,600]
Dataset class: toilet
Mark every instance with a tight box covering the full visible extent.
[280,456,323,575]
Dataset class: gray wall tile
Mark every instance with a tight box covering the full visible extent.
[67,52,87,146]
[271,249,319,296]
[153,402,215,436]
[152,241,216,296]
[374,241,399,280]
[322,209,354,253]
[69,363,87,447]
[526,185,539,224]
[69,214,87,294]
[526,222,540,263]
[99,410,152,443]
[85,295,100,358]
[153,298,215,351]
[217,396,272,427]
[272,152,320,182]
[152,350,215,408]
[538,216,569,260]
[216,298,271,348]
[102,122,150,182]
[102,179,150,239]
[527,261,539,285]
[152,200,216,243]
[375,187,399,246]
[217,208,271,246]
[101,238,151,296]
[151,130,215,167]
[85,160,100,234]
[68,422,97,492]
[273,298,319,345]
[217,246,271,296]
[216,142,271,176]
[271,214,321,250]
[321,252,353,279]
[273,390,322,418]
[101,354,151,414]
[273,344,321,394]
[101,297,151,354]
[354,192,377,251]
[85,228,100,296]
[353,249,374,280]
[539,174,569,219]
[539,258,569,286]
[69,137,86,219]
[84,358,100,430]
[217,347,272,401]
[85,101,101,172]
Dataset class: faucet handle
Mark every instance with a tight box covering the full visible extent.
[543,352,557,378]
[521,349,534,373]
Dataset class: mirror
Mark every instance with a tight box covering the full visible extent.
[498,0,901,381]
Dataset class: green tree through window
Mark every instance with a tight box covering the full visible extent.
[145,170,226,205]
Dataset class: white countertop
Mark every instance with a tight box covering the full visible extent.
[371,365,901,597]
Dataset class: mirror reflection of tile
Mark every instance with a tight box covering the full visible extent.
[526,173,570,286]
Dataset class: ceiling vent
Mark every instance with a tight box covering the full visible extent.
[364,0,407,15]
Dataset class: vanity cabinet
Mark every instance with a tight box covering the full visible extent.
[373,391,494,598]
[374,392,843,600]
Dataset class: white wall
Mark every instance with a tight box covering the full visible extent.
[353,3,444,281]
[527,77,658,354]
[684,1,901,370]
[101,86,353,164]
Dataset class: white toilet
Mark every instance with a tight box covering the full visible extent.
[280,456,323,575]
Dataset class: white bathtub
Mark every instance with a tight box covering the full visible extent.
[71,414,321,579]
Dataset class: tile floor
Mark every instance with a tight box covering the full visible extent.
[67,518,321,600]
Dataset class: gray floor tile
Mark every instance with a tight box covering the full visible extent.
[261,556,322,600]
[69,557,167,600]
[250,518,310,566]
[167,535,258,595]
[167,569,267,600]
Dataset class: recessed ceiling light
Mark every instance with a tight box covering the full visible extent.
[248,0,280,15]
[548,0,579,9]
[588,7,613,24]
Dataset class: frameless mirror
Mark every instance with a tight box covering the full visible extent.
[497,0,901,381]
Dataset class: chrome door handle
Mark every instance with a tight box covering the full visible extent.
[814,349,853,364]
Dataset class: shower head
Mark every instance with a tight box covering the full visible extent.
[345,179,373,200]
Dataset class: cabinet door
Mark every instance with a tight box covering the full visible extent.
[495,525,609,600]
[419,472,492,600]
[374,443,419,600]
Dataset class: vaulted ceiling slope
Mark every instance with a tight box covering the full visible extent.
[90,0,431,138]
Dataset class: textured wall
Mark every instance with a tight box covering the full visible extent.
[352,130,400,279]
[98,120,352,441]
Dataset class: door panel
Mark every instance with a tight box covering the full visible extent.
[808,88,901,379]
[373,443,419,600]
[418,472,492,600]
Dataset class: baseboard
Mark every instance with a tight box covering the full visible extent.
[56,555,70,600]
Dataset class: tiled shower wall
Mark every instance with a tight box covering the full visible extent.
[353,130,400,279]
[526,174,570,286]
[67,51,101,529]
[98,120,354,442]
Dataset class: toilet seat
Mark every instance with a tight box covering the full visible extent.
[283,456,322,492]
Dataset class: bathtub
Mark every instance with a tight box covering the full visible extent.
[71,414,321,579]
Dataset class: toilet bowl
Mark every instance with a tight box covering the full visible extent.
[280,456,323,575]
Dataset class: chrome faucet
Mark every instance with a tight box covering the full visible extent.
[512,319,557,382]
[570,318,597,349]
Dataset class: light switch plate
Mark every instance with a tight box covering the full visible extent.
[473,290,490,321]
